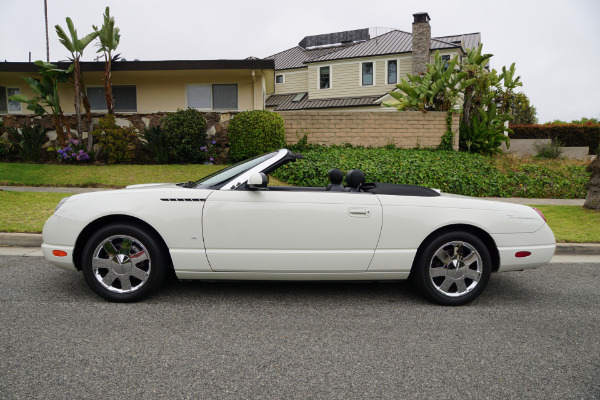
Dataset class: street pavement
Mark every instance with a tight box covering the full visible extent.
[0,255,598,399]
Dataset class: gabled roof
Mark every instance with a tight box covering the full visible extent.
[266,30,481,69]
[266,92,385,111]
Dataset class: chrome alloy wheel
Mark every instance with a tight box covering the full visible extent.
[428,241,483,297]
[91,235,151,294]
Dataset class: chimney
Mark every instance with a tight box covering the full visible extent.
[412,12,431,75]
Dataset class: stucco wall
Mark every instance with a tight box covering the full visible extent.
[277,110,459,150]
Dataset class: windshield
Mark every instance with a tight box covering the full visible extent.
[192,152,278,188]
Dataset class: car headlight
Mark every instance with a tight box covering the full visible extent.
[55,196,71,213]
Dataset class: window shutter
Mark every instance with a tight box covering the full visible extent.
[0,87,7,113]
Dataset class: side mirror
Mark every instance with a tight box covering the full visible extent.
[247,173,269,190]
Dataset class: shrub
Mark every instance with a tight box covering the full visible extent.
[272,146,589,199]
[228,110,286,161]
[162,108,207,163]
[140,125,169,164]
[92,115,140,164]
[534,140,563,159]
[510,123,600,155]
[6,123,47,162]
[0,136,12,161]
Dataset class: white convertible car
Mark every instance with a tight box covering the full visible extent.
[42,149,555,305]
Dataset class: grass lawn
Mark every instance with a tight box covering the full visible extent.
[0,163,225,188]
[1,191,598,243]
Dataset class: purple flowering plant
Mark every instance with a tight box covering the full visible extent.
[55,139,91,162]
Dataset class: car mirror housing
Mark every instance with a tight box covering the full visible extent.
[247,173,269,190]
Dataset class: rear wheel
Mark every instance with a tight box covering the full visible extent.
[414,231,491,306]
[81,224,167,302]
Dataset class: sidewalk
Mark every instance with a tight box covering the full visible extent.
[1,185,597,255]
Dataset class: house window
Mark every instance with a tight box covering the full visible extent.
[187,84,238,110]
[319,66,330,89]
[387,60,397,84]
[441,55,450,71]
[213,84,238,109]
[87,85,137,112]
[275,74,284,84]
[0,87,22,113]
[362,62,373,86]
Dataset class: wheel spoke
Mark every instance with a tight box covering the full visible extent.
[439,278,453,292]
[456,279,468,293]
[130,250,148,264]
[430,267,447,278]
[453,243,463,258]
[92,257,114,271]
[119,276,132,291]
[465,268,481,281]
[129,266,149,282]
[462,252,478,268]
[102,270,118,287]
[434,248,452,265]
[119,238,133,255]
[102,240,118,257]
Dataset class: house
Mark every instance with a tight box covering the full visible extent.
[265,13,480,111]
[0,59,275,116]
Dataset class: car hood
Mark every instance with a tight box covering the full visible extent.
[125,183,181,190]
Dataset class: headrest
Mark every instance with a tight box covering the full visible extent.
[346,169,366,188]
[328,168,344,185]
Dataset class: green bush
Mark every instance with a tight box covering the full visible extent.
[510,123,600,155]
[272,146,589,199]
[228,110,286,161]
[534,140,564,159]
[6,123,47,162]
[0,136,13,161]
[92,115,140,164]
[140,125,169,164]
[162,108,207,163]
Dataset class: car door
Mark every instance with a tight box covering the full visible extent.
[202,190,383,272]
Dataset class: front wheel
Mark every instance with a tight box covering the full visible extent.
[81,223,167,302]
[414,231,492,306]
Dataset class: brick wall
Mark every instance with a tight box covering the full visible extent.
[277,110,459,150]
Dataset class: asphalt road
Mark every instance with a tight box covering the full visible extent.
[1,256,598,400]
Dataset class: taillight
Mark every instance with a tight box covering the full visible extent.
[532,207,546,222]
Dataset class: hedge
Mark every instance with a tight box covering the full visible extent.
[510,123,600,154]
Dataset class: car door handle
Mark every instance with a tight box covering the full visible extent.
[348,208,371,217]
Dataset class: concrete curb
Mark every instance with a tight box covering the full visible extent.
[1,232,600,255]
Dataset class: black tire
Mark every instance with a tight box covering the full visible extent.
[81,223,167,302]
[414,231,491,306]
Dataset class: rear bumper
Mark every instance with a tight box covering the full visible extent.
[494,224,556,272]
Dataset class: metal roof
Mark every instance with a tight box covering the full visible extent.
[264,46,345,70]
[266,92,385,111]
[266,30,481,68]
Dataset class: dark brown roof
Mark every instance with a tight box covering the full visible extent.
[0,59,275,73]
[266,92,385,111]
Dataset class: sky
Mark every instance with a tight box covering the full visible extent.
[1,0,599,123]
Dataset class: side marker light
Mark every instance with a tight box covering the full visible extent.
[52,250,68,257]
[515,251,531,258]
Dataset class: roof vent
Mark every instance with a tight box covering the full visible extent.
[299,28,370,49]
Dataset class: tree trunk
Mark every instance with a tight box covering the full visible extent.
[104,54,114,114]
[584,157,600,210]
[73,59,82,138]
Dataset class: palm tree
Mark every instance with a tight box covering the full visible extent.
[55,18,99,138]
[94,7,120,115]
[44,0,49,62]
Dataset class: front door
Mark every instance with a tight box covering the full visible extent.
[202,190,383,272]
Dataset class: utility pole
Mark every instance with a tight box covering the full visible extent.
[44,0,49,62]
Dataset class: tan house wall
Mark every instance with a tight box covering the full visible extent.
[1,69,270,115]
[307,53,412,100]
[278,110,459,149]
[274,68,308,94]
